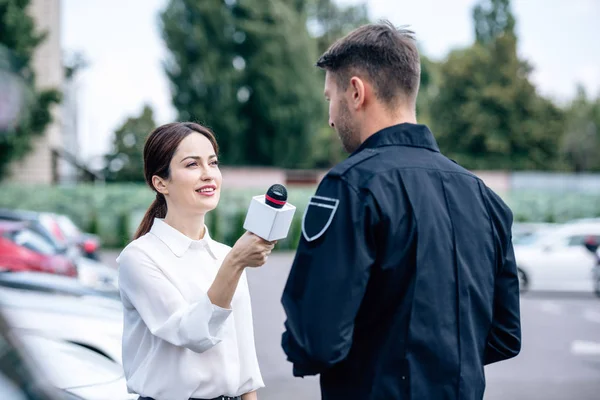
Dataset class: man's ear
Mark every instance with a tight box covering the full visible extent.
[152,175,169,195]
[349,76,366,110]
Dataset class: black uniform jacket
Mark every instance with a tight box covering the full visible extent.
[281,123,521,400]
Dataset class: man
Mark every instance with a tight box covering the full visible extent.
[281,21,521,400]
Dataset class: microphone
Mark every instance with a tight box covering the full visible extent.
[243,184,296,241]
[265,184,287,209]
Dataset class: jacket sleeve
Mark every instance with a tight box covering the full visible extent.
[118,246,231,353]
[483,189,522,365]
[281,176,379,376]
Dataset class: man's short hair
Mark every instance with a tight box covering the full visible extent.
[316,20,420,108]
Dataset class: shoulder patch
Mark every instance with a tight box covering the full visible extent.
[329,148,379,177]
[302,196,340,242]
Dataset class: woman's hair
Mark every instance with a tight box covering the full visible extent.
[133,122,219,240]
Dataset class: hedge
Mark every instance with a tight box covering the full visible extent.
[1,184,599,248]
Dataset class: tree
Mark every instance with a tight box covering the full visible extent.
[305,0,370,167]
[561,86,600,172]
[161,0,323,168]
[233,1,324,167]
[473,0,515,46]
[104,105,156,182]
[429,0,564,170]
[306,0,370,55]
[416,54,439,129]
[0,0,61,180]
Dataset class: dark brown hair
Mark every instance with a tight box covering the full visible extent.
[316,20,420,107]
[134,122,219,239]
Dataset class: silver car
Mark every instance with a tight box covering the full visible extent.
[20,333,135,399]
[0,287,123,364]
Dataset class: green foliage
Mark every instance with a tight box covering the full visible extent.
[305,0,371,168]
[0,0,61,180]
[87,209,99,235]
[104,105,156,182]
[306,0,370,55]
[1,184,600,248]
[473,0,515,46]
[0,184,316,248]
[560,86,600,172]
[507,191,600,224]
[429,0,565,170]
[161,0,324,168]
[117,211,130,248]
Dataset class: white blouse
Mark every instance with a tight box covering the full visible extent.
[117,218,264,400]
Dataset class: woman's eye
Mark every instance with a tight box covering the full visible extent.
[186,162,197,168]
[211,160,219,166]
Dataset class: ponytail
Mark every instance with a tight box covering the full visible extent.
[134,193,167,239]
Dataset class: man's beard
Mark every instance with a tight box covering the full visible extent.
[336,99,361,154]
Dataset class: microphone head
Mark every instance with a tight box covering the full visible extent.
[265,184,287,209]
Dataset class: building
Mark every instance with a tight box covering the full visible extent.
[7,0,97,184]
[7,0,63,184]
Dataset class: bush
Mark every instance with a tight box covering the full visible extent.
[0,184,315,248]
[2,184,598,249]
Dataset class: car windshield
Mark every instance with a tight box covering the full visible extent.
[6,229,57,255]
[55,216,80,240]
[513,229,557,246]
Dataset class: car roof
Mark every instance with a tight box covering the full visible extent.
[0,221,27,233]
[551,222,600,235]
[0,208,41,221]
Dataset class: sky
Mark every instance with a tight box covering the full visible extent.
[61,0,600,161]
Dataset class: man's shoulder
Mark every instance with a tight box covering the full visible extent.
[328,148,380,178]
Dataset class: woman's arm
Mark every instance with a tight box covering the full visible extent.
[241,391,257,400]
[208,232,274,308]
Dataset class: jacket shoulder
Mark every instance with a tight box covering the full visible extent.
[329,148,380,177]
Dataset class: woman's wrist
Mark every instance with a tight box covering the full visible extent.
[223,251,245,273]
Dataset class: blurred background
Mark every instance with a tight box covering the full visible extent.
[0,0,599,399]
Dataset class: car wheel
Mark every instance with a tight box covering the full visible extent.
[517,268,529,293]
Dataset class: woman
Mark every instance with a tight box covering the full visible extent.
[117,122,274,400]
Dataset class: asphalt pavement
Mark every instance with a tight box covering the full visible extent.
[246,253,600,400]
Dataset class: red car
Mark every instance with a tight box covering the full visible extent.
[0,221,77,277]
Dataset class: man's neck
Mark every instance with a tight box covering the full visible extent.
[359,109,417,145]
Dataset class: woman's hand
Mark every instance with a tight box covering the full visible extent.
[229,231,276,269]
[209,232,276,309]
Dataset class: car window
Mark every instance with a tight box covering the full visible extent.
[567,234,600,247]
[567,235,585,246]
[7,229,56,255]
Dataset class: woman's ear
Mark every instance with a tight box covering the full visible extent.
[152,175,169,195]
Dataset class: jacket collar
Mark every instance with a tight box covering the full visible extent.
[352,123,440,155]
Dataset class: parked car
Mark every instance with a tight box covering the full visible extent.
[0,271,119,300]
[0,310,67,400]
[52,214,102,261]
[0,210,117,292]
[583,236,600,298]
[76,256,119,293]
[0,209,68,254]
[19,333,136,399]
[514,222,600,293]
[0,222,77,277]
[512,222,557,244]
[0,287,123,364]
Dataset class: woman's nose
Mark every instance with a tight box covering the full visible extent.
[200,165,215,180]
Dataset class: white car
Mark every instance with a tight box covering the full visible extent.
[76,256,120,294]
[513,222,600,293]
[0,287,123,364]
[20,333,136,399]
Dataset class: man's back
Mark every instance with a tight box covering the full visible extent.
[282,124,521,400]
